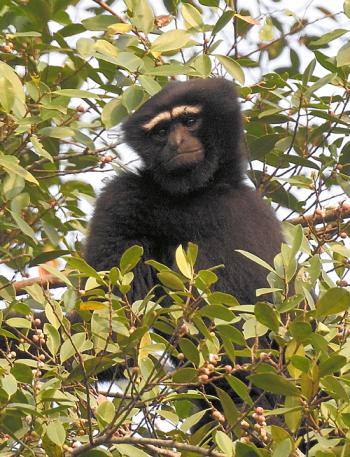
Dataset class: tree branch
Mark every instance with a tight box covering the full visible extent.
[288,206,350,228]
[11,274,66,295]
[70,435,227,457]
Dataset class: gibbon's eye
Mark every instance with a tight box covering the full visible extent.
[152,125,169,139]
[183,116,198,128]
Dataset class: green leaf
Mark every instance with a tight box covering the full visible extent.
[215,55,245,85]
[260,16,273,41]
[94,39,119,57]
[96,400,115,425]
[39,126,75,139]
[304,74,334,97]
[78,449,112,457]
[180,409,208,432]
[215,385,240,425]
[199,0,219,5]
[235,442,261,457]
[53,89,100,98]
[60,333,86,363]
[173,368,197,383]
[11,363,33,383]
[45,301,63,329]
[44,323,61,356]
[322,375,348,401]
[76,37,95,57]
[0,61,26,117]
[108,23,133,34]
[179,338,200,366]
[30,135,53,162]
[289,321,312,342]
[132,0,154,34]
[2,173,25,200]
[316,288,350,317]
[145,62,191,76]
[225,375,253,405]
[212,10,234,34]
[309,29,348,48]
[236,249,275,272]
[138,75,162,96]
[217,325,246,346]
[46,421,66,447]
[249,373,300,396]
[82,15,119,31]
[151,30,193,53]
[0,154,39,185]
[182,3,203,30]
[199,304,235,321]
[345,0,350,18]
[337,41,350,66]
[272,439,292,457]
[101,98,128,128]
[0,77,15,113]
[65,256,102,280]
[215,431,234,456]
[207,292,239,306]
[175,245,192,279]
[1,374,17,396]
[284,396,302,433]
[121,86,144,112]
[39,264,72,287]
[157,271,186,290]
[319,355,347,377]
[255,302,279,333]
[9,211,37,242]
[115,52,143,72]
[114,445,149,457]
[191,55,212,77]
[120,245,144,274]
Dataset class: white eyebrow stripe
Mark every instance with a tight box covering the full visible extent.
[171,104,202,117]
[142,104,202,130]
[142,111,171,130]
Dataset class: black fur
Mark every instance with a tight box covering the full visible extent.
[85,78,282,303]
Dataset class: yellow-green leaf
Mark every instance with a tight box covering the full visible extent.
[182,3,203,30]
[10,210,37,242]
[31,135,53,162]
[53,89,100,98]
[46,421,66,447]
[151,30,193,53]
[337,41,350,66]
[101,98,128,128]
[215,55,245,84]
[0,154,39,185]
[108,23,133,34]
[175,245,192,279]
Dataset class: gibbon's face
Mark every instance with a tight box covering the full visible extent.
[123,78,243,195]
[141,104,204,174]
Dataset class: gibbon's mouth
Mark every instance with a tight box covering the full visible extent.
[165,149,205,171]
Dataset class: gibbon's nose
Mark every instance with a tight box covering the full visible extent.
[168,124,187,148]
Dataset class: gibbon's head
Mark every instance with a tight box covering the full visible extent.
[123,78,244,195]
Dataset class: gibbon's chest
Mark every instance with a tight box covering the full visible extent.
[137,187,233,243]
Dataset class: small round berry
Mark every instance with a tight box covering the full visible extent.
[212,410,225,423]
[198,374,209,384]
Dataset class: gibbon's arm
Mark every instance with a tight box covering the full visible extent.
[84,174,156,302]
